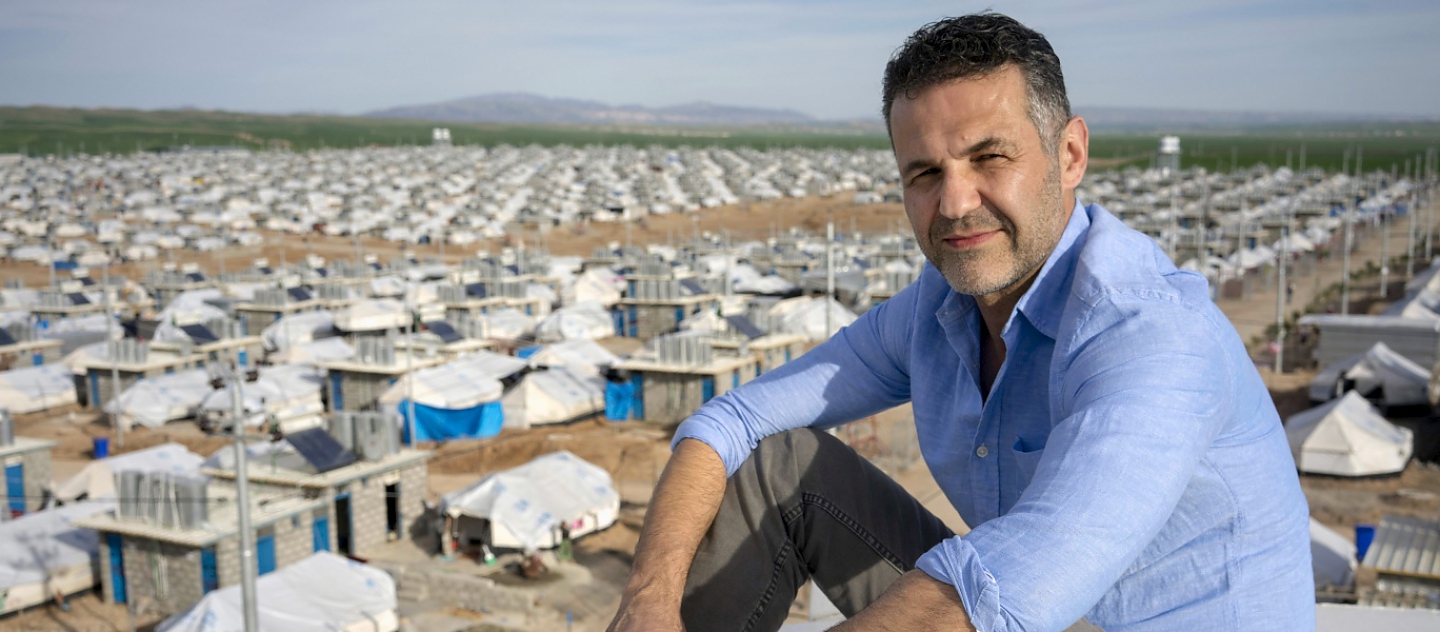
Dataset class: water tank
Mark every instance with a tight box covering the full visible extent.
[0,409,13,446]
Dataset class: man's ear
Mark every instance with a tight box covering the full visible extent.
[1059,116,1089,190]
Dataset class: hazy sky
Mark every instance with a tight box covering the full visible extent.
[2,0,1437,120]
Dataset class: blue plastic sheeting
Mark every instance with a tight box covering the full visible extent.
[399,400,504,443]
[604,381,635,421]
[516,345,542,359]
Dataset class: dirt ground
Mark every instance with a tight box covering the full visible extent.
[4,194,1438,629]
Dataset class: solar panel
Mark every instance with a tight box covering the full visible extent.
[0,329,15,346]
[505,264,521,275]
[185,272,207,282]
[285,427,357,473]
[425,321,464,343]
[286,287,314,302]
[679,279,707,296]
[77,277,96,286]
[725,315,767,340]
[314,268,329,277]
[66,292,91,305]
[464,282,488,298]
[258,267,273,275]
[180,324,220,343]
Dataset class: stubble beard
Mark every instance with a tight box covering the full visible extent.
[922,163,1065,297]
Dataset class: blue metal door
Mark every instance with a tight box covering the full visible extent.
[5,463,23,516]
[702,377,715,403]
[256,534,276,575]
[200,548,219,594]
[107,533,127,603]
[330,372,344,411]
[313,515,330,552]
[630,374,644,420]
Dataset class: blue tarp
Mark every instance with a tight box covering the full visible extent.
[604,381,635,421]
[399,400,504,443]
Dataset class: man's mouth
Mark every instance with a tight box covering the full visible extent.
[941,230,999,250]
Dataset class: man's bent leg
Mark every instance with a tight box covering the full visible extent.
[680,428,954,632]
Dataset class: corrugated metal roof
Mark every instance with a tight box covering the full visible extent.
[1362,515,1440,580]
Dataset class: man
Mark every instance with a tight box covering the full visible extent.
[609,13,1312,632]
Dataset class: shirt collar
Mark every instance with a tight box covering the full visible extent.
[933,200,1091,341]
[1007,200,1090,341]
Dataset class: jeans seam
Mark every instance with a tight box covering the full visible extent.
[789,491,907,572]
[743,539,793,632]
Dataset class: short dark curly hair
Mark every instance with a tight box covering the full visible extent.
[882,13,1071,153]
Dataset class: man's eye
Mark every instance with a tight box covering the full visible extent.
[910,168,938,184]
[976,154,1004,162]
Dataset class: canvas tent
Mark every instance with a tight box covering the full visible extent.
[525,339,618,376]
[534,301,613,342]
[261,310,337,352]
[441,451,619,551]
[269,336,355,365]
[198,363,326,432]
[501,364,606,428]
[1285,392,1413,477]
[0,363,78,413]
[52,443,204,503]
[1342,342,1431,407]
[378,351,527,442]
[157,552,398,632]
[334,299,408,332]
[563,268,624,306]
[0,501,114,615]
[769,296,857,342]
[105,368,213,430]
[1310,518,1357,590]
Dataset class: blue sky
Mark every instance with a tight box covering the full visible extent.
[1,0,1437,120]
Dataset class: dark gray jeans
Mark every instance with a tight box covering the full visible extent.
[680,428,1100,632]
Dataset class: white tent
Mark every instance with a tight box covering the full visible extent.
[334,299,408,332]
[1342,342,1431,407]
[769,296,857,342]
[1309,518,1356,590]
[157,552,398,632]
[441,451,620,551]
[534,301,613,343]
[0,501,114,615]
[199,364,326,432]
[105,368,213,430]
[501,365,606,428]
[0,364,78,414]
[1285,392,1413,477]
[52,443,204,503]
[378,351,527,410]
[269,337,355,365]
[1309,353,1362,402]
[152,289,229,343]
[261,310,337,352]
[526,339,618,377]
[563,268,624,307]
[482,308,535,341]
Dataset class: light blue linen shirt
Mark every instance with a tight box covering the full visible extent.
[674,202,1314,631]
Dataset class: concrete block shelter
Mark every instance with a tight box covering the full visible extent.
[610,353,759,426]
[1,435,56,517]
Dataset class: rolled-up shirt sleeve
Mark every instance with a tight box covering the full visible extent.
[916,295,1237,632]
[672,285,917,476]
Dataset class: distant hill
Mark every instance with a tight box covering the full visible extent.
[1076,105,1439,132]
[365,93,819,127]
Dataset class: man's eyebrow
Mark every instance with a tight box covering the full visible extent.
[900,137,1012,176]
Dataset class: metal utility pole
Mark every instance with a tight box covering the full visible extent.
[826,215,835,338]
[1341,193,1354,315]
[1274,207,1290,373]
[405,299,418,447]
[228,368,259,632]
[103,262,124,447]
[1381,203,1391,298]
[1408,176,1418,281]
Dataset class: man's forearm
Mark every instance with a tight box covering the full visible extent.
[833,570,974,632]
[611,438,728,625]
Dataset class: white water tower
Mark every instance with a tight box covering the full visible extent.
[431,128,452,146]
[1158,135,1181,175]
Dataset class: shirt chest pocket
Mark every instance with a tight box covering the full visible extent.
[1010,437,1047,483]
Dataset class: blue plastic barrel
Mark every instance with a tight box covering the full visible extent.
[92,437,110,459]
[1355,524,1376,562]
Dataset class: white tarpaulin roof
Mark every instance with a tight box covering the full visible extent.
[483,308,535,340]
[1310,518,1356,589]
[527,339,618,376]
[270,336,355,365]
[377,351,526,409]
[1342,342,1431,407]
[199,364,325,426]
[105,368,212,429]
[261,310,337,351]
[158,552,397,632]
[563,268,623,307]
[1310,353,1363,402]
[534,301,613,343]
[53,443,204,503]
[0,501,113,591]
[769,296,857,342]
[501,365,605,427]
[0,363,78,414]
[334,299,407,332]
[1285,392,1413,477]
[441,451,619,552]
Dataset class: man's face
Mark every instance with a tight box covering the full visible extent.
[890,65,1069,297]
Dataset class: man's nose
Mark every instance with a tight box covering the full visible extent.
[937,171,982,221]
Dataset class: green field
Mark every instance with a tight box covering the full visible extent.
[1,106,1436,175]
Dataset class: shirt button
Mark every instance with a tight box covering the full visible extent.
[975,445,989,458]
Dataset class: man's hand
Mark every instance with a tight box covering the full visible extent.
[831,570,974,632]
[607,439,728,632]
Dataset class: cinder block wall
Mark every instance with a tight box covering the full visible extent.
[20,448,51,513]
[119,538,205,615]
[342,477,390,554]
[398,462,428,542]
